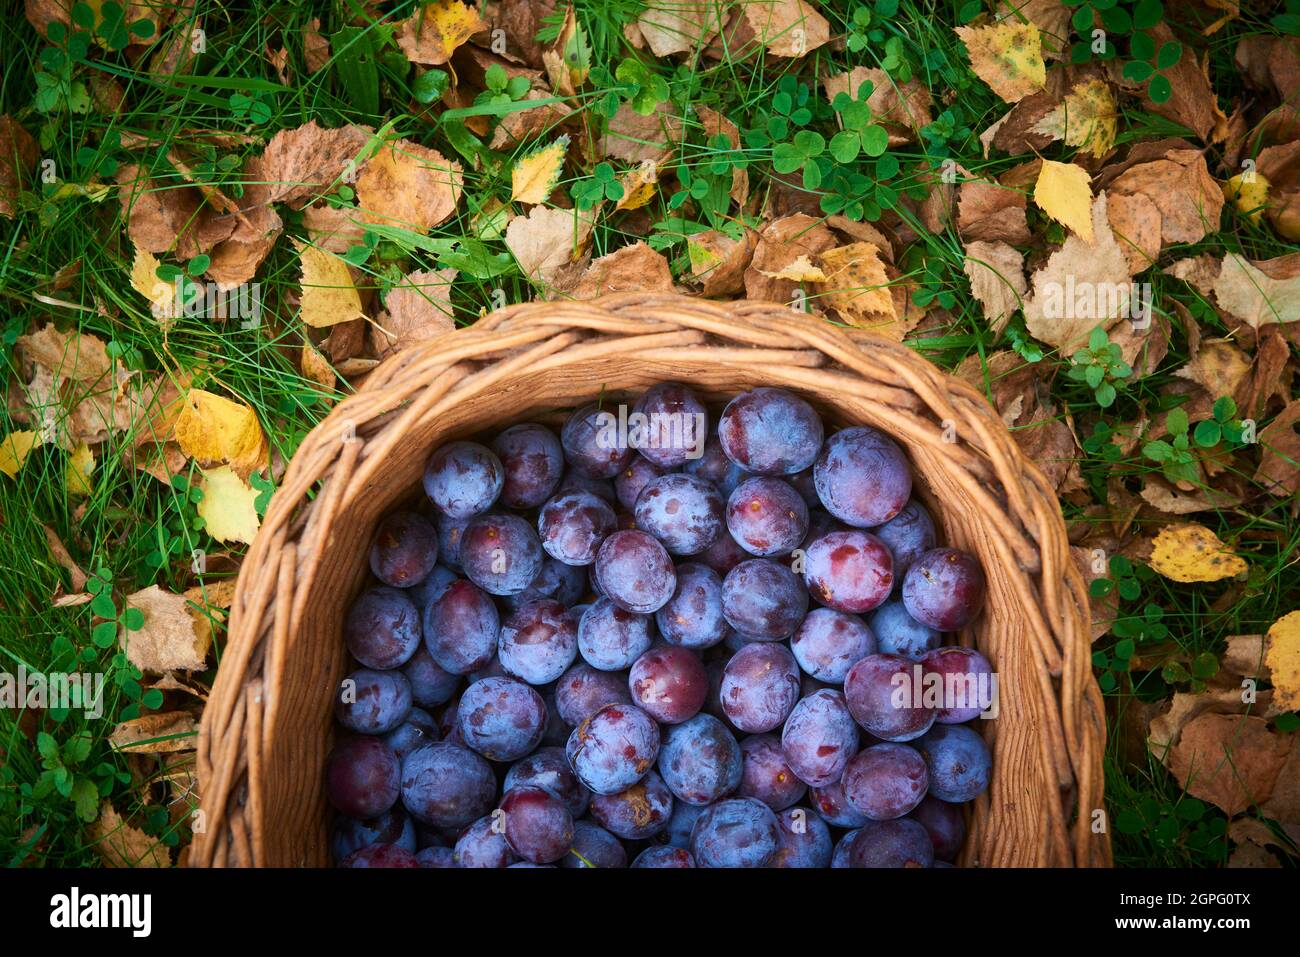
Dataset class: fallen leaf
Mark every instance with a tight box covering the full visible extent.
[744,213,837,303]
[956,21,1046,103]
[823,67,932,145]
[109,712,198,754]
[1138,475,1242,514]
[1108,148,1224,247]
[1139,23,1229,144]
[510,136,568,205]
[1254,399,1300,497]
[304,17,331,72]
[129,245,177,323]
[0,115,38,218]
[1023,193,1132,350]
[173,388,268,477]
[1212,252,1300,330]
[963,240,1027,331]
[489,89,575,150]
[1222,634,1269,680]
[638,0,723,56]
[615,160,660,212]
[1261,741,1300,825]
[697,106,748,206]
[1265,611,1300,712]
[396,0,487,66]
[600,102,682,165]
[88,803,169,867]
[16,323,112,383]
[1031,78,1117,158]
[729,0,830,58]
[301,342,336,391]
[1105,189,1162,274]
[121,584,213,673]
[301,202,367,253]
[570,242,674,299]
[197,465,262,546]
[1257,140,1300,241]
[0,430,42,479]
[66,442,94,497]
[296,242,366,329]
[355,138,463,234]
[115,164,214,259]
[957,178,1031,244]
[1149,523,1247,583]
[505,205,595,285]
[1173,339,1251,401]
[815,242,900,330]
[1033,159,1094,241]
[42,523,87,592]
[995,0,1070,59]
[259,121,372,208]
[686,228,758,297]
[1168,713,1291,816]
[372,268,458,357]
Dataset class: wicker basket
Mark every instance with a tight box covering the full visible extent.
[191,293,1110,868]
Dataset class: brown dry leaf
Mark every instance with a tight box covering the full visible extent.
[1261,741,1300,825]
[16,323,112,383]
[184,578,239,611]
[1265,611,1300,712]
[570,242,674,300]
[304,17,331,72]
[1138,475,1242,514]
[1105,189,1162,274]
[1031,78,1117,158]
[1254,399,1300,497]
[730,0,830,58]
[963,240,1027,332]
[1149,522,1247,583]
[1168,713,1291,816]
[356,139,463,234]
[1212,252,1300,330]
[121,585,212,674]
[1023,193,1132,351]
[956,21,1046,103]
[115,164,219,260]
[744,213,837,304]
[89,803,169,868]
[301,202,366,253]
[204,157,283,289]
[1110,308,1169,378]
[109,712,198,754]
[505,205,595,285]
[1148,686,1268,759]
[637,0,723,56]
[687,229,758,297]
[0,115,38,219]
[601,102,683,165]
[957,178,1031,244]
[697,106,748,207]
[823,67,932,145]
[1257,140,1300,241]
[259,121,372,209]
[395,0,487,66]
[1173,339,1251,401]
[42,523,87,592]
[373,268,458,357]
[173,388,269,477]
[489,89,574,150]
[1109,148,1225,247]
[1223,634,1269,679]
[1139,26,1229,144]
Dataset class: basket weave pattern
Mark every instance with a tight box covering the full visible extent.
[193,293,1110,867]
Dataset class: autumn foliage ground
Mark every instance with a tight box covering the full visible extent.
[0,0,1298,867]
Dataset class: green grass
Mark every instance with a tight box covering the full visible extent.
[1,0,1297,866]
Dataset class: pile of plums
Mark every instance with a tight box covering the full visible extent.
[327,383,993,868]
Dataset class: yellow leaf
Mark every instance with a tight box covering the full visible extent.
[1149,523,1247,583]
[67,442,94,497]
[1031,79,1117,159]
[295,241,365,328]
[615,161,659,212]
[760,255,829,282]
[1265,611,1300,711]
[1222,171,1270,226]
[395,0,486,66]
[173,389,268,477]
[955,22,1046,103]
[816,242,897,325]
[129,244,176,323]
[0,430,42,479]
[1034,160,1094,242]
[510,136,569,205]
[197,465,262,546]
